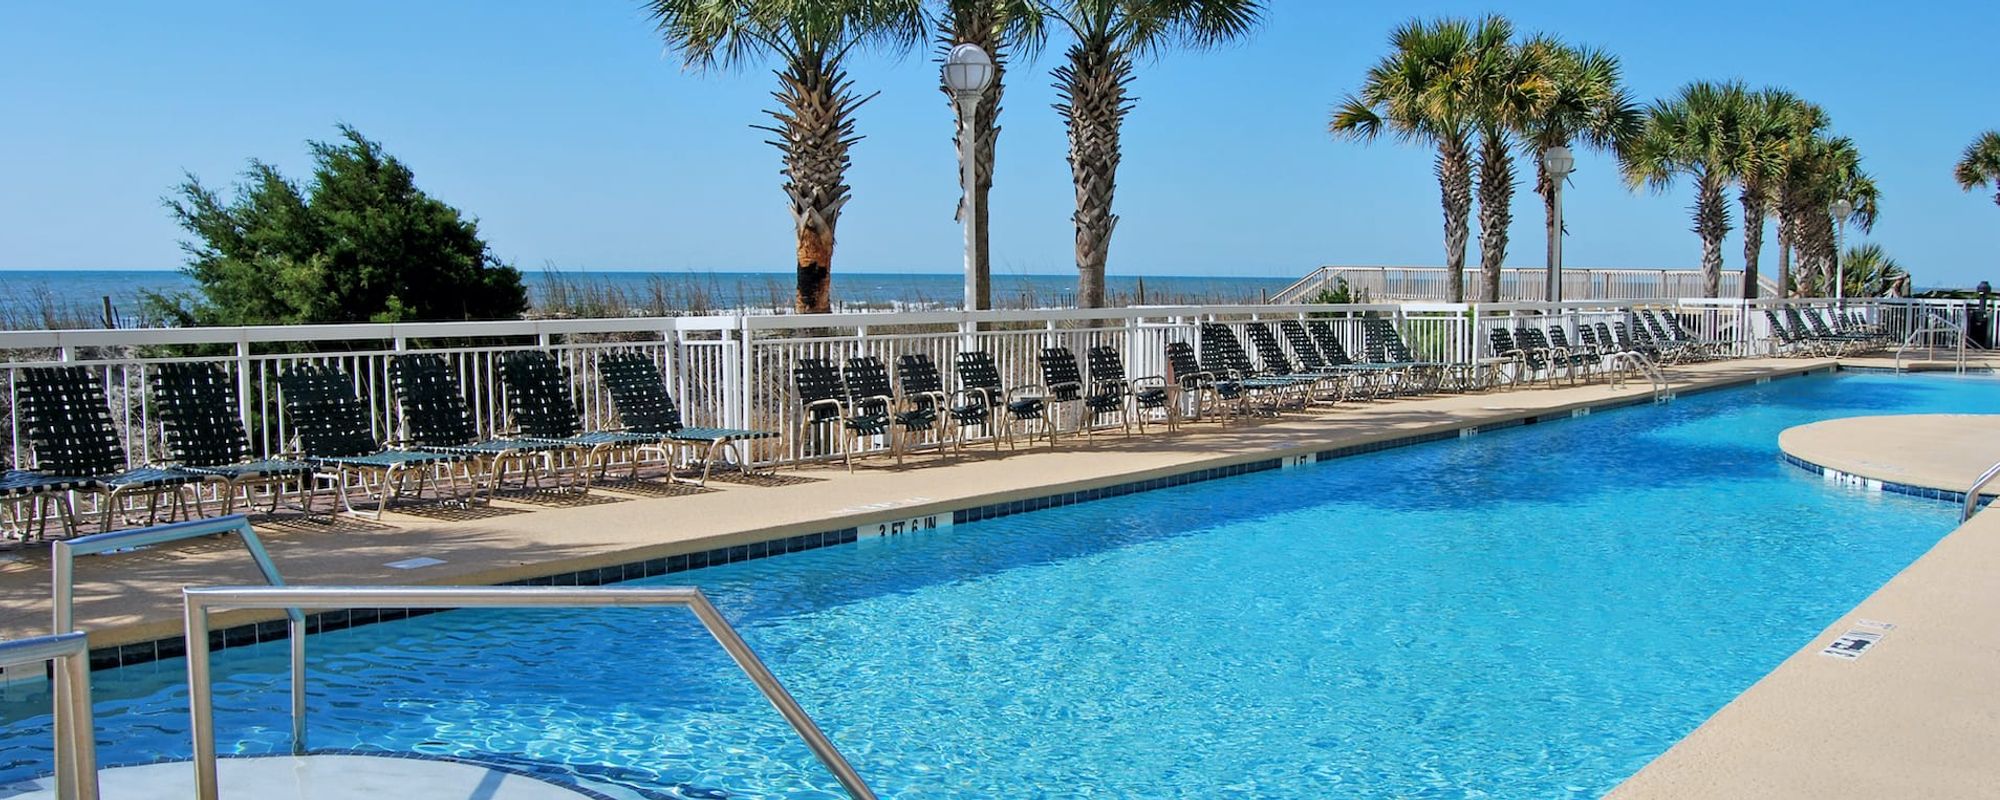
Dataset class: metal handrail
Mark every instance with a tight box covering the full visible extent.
[1893,313,1969,373]
[51,515,306,755]
[0,632,98,800]
[181,585,878,800]
[1961,460,2000,522]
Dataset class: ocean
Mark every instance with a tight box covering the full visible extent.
[0,269,1297,327]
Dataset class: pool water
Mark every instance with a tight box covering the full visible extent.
[4,372,1996,799]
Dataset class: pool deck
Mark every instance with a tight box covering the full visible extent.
[1778,414,2000,498]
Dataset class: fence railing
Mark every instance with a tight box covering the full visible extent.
[0,298,1971,473]
[1275,266,1782,304]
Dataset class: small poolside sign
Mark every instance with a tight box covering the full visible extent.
[865,513,951,540]
[1819,627,1888,660]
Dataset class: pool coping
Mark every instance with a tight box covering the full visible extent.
[11,359,1848,674]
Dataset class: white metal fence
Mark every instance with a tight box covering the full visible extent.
[1276,266,1783,304]
[0,298,1973,471]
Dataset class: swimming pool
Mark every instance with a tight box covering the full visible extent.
[3,371,1994,798]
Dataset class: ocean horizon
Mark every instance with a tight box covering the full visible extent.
[0,268,1300,326]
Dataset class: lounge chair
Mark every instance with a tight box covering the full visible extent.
[16,366,206,531]
[1245,322,1345,402]
[1037,347,1090,439]
[1487,327,1530,386]
[498,351,668,487]
[956,350,1051,449]
[391,354,568,497]
[897,353,984,453]
[847,355,943,463]
[1197,323,1308,412]
[1,460,90,541]
[279,364,474,518]
[1548,327,1602,380]
[1304,320,1397,398]
[1088,345,1171,434]
[1277,320,1367,402]
[1517,326,1589,384]
[150,362,316,516]
[1359,318,1445,395]
[1164,340,1239,422]
[598,352,775,484]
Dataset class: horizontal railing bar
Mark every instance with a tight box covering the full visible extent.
[184,584,710,610]
[0,631,90,669]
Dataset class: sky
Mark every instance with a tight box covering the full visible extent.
[2,1,1997,288]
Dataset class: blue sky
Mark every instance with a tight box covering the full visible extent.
[3,1,1996,287]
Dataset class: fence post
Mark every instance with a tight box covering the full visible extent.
[235,334,253,445]
[735,314,753,431]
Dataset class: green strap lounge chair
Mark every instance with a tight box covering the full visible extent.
[1487,327,1531,387]
[150,362,317,516]
[17,366,206,532]
[1303,320,1396,399]
[1164,340,1239,423]
[597,352,775,485]
[1246,322,1345,402]
[1037,347,1093,440]
[847,355,941,464]
[897,353,984,454]
[391,354,569,497]
[1,460,92,541]
[956,350,1050,449]
[1196,323,1303,413]
[792,357,901,470]
[498,350,666,487]
[1088,345,1170,434]
[1359,318,1446,395]
[278,364,472,518]
[1515,326,1584,385]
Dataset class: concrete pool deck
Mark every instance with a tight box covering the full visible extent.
[1778,414,2000,498]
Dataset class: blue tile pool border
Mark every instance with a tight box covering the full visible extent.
[1778,450,1997,509]
[64,362,1851,672]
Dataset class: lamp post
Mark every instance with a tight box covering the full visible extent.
[944,44,995,313]
[1541,145,1575,303]
[1830,198,1854,303]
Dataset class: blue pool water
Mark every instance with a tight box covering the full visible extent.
[3,372,1995,798]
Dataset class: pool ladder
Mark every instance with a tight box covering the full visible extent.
[1961,458,2000,522]
[35,516,880,800]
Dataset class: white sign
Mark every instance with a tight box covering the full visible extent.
[385,557,446,570]
[866,513,951,539]
[1820,629,1884,660]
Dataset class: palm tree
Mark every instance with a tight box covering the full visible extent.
[1776,134,1875,294]
[935,0,1044,310]
[1469,17,1551,302]
[1733,89,1808,299]
[647,0,925,313]
[1331,18,1487,304]
[1517,38,1638,288]
[1839,242,1910,298]
[1767,98,1830,297]
[1955,130,2000,209]
[1043,0,1263,308]
[1622,81,1749,298]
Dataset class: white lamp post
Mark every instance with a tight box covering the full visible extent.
[1830,198,1854,303]
[1541,145,1575,303]
[944,44,995,312]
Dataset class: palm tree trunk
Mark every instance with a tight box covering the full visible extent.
[1437,136,1473,304]
[1694,173,1731,298]
[943,13,1006,310]
[1775,210,1793,298]
[1740,184,1766,299]
[1054,40,1132,310]
[763,53,867,314]
[1475,130,1513,303]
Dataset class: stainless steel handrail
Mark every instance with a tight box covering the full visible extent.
[1893,314,1969,373]
[1961,460,2000,522]
[181,585,878,800]
[51,515,307,755]
[0,632,99,800]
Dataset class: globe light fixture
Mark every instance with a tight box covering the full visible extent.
[944,44,994,313]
